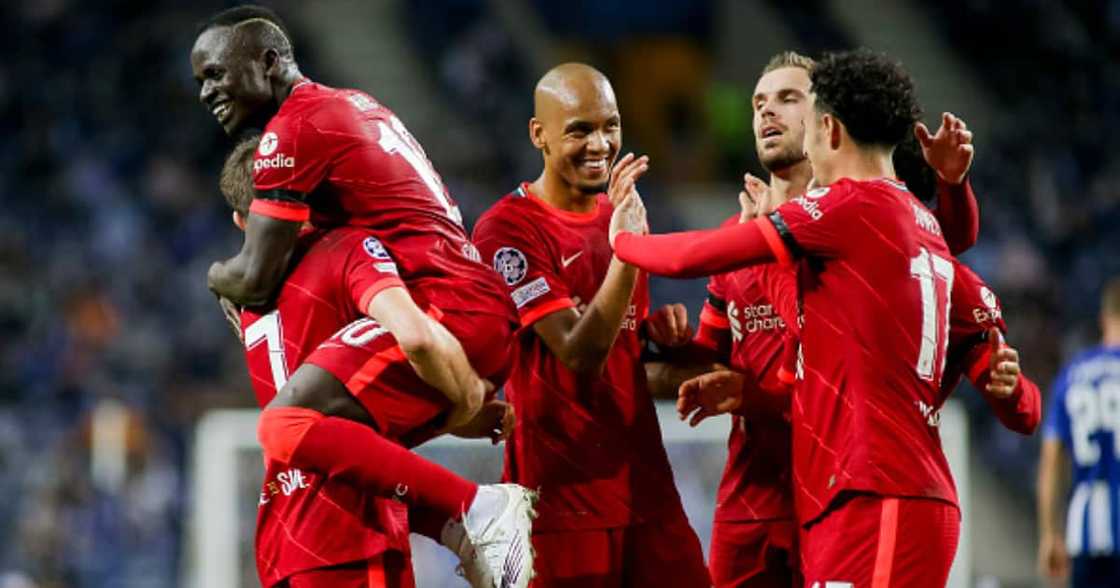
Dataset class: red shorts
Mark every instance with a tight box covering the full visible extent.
[283,552,415,588]
[709,519,797,588]
[306,309,513,446]
[530,515,710,588]
[800,494,959,588]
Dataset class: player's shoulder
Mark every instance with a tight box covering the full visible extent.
[475,186,545,233]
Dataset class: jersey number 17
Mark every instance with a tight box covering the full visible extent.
[910,247,954,386]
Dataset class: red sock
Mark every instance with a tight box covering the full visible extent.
[258,407,478,520]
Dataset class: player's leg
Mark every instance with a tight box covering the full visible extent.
[530,528,622,588]
[800,493,959,588]
[709,520,796,588]
[259,365,480,521]
[622,515,710,588]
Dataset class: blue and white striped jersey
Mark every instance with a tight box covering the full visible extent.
[1044,345,1120,556]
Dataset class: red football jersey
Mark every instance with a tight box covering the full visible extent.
[773,178,957,525]
[699,216,796,523]
[240,228,409,586]
[472,184,688,532]
[253,79,512,320]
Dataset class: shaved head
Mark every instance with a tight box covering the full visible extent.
[530,63,621,195]
[533,63,615,119]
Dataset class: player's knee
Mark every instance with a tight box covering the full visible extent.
[258,406,323,463]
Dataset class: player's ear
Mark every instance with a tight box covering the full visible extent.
[233,211,248,231]
[529,118,548,154]
[825,114,842,150]
[262,48,280,76]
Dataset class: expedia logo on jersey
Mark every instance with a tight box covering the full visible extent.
[727,300,786,342]
[254,131,295,172]
[792,196,823,220]
[259,467,312,506]
[254,152,295,172]
[973,285,1003,324]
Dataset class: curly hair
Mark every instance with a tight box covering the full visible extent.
[219,135,261,217]
[810,49,921,149]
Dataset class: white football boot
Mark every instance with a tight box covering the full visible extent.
[441,483,538,588]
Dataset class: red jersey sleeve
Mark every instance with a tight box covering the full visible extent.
[473,213,574,327]
[339,232,406,313]
[932,178,979,255]
[695,273,732,354]
[253,113,338,194]
[770,182,861,259]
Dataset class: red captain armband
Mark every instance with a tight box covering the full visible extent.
[249,198,311,223]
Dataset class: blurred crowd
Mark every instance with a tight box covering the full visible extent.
[1,1,1116,585]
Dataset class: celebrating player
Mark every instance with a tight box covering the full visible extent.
[472,63,709,587]
[647,50,988,588]
[217,137,530,588]
[191,6,536,586]
[1038,277,1120,587]
[610,49,970,586]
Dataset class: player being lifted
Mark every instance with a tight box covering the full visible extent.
[472,63,710,587]
[217,136,527,588]
[191,6,534,587]
[609,49,971,587]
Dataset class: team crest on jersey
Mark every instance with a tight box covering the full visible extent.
[493,247,528,286]
[805,186,830,199]
[362,237,391,260]
[258,132,279,156]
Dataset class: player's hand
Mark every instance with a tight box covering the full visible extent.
[1038,531,1070,582]
[677,370,745,427]
[608,153,649,207]
[449,399,515,444]
[985,327,1020,399]
[645,304,693,347]
[217,295,243,343]
[915,112,974,185]
[609,190,648,249]
[738,173,771,223]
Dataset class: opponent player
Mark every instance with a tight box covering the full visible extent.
[472,63,709,587]
[610,49,970,586]
[644,50,985,588]
[218,136,527,588]
[1039,277,1120,587]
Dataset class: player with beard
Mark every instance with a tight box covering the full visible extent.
[609,49,975,586]
[644,50,988,588]
[191,6,535,587]
[472,63,709,588]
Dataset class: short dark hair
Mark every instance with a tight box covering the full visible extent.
[892,133,936,203]
[220,135,261,216]
[197,5,294,58]
[810,49,921,149]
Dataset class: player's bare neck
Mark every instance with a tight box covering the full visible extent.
[1103,321,1120,346]
[274,65,304,106]
[770,161,812,203]
[832,147,896,184]
[532,173,597,214]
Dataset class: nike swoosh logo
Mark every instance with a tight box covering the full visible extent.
[561,251,583,268]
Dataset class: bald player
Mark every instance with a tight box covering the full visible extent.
[472,63,710,588]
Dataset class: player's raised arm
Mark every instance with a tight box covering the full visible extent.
[916,112,979,254]
[610,212,783,279]
[529,154,648,375]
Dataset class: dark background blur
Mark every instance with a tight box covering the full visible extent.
[1,1,1117,586]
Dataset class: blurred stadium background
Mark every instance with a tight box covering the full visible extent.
[2,0,1118,586]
